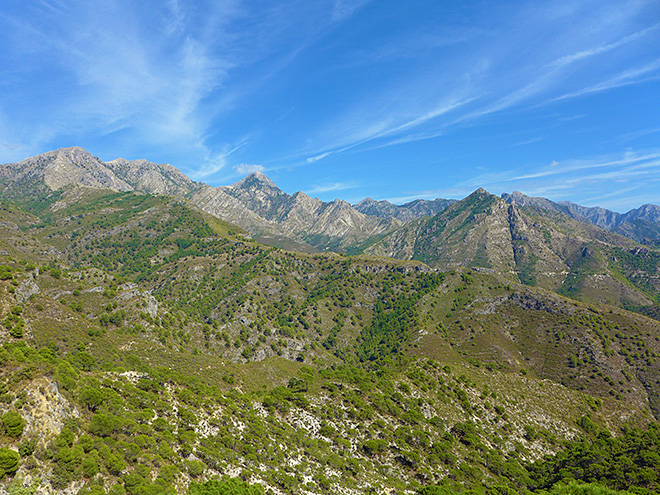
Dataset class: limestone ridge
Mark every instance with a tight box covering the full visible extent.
[503,191,660,244]
[216,173,401,251]
[354,197,456,222]
[104,157,199,197]
[0,147,132,196]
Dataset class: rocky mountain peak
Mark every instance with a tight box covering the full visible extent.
[330,198,353,210]
[502,191,528,204]
[468,187,495,200]
[355,197,381,207]
[104,157,196,196]
[630,203,660,219]
[230,171,279,191]
[291,190,321,207]
[0,146,133,194]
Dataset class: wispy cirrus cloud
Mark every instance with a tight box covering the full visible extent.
[299,1,660,164]
[552,58,660,101]
[308,180,358,194]
[0,0,367,171]
[386,149,660,211]
[331,0,372,21]
[2,0,659,211]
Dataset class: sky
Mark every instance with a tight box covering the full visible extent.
[1,0,659,211]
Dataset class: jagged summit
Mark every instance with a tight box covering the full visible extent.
[354,196,455,222]
[230,170,278,190]
[355,197,381,206]
[105,156,197,197]
[472,187,491,196]
[0,146,132,194]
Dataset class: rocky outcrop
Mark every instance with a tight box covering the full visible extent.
[355,197,455,222]
[503,191,660,244]
[105,157,198,197]
[0,147,132,195]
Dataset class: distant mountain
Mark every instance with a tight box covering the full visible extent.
[2,147,659,255]
[354,197,455,222]
[366,188,660,309]
[0,147,401,253]
[104,156,199,197]
[503,191,660,245]
[0,147,132,198]
[216,173,400,251]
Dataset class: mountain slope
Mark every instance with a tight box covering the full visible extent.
[1,188,660,494]
[354,197,455,222]
[503,191,660,245]
[365,189,660,310]
[0,148,404,254]
[0,147,132,200]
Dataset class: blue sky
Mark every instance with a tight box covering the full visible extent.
[1,0,659,211]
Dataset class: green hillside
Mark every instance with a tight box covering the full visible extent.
[0,189,659,494]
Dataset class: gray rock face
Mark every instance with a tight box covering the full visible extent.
[16,275,40,304]
[0,147,132,194]
[354,197,455,222]
[503,191,660,244]
[213,173,400,251]
[191,184,280,235]
[105,157,198,197]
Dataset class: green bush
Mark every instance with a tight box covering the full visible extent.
[18,438,36,457]
[56,361,79,391]
[188,478,264,495]
[82,451,101,478]
[186,460,206,478]
[2,411,25,438]
[0,447,19,478]
[544,482,635,494]
[0,265,12,280]
[80,387,105,411]
[89,414,120,437]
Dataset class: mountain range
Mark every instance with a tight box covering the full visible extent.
[1,147,660,494]
[3,147,660,313]
[3,147,660,252]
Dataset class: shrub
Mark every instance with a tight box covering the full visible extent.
[80,387,105,411]
[0,447,19,478]
[18,438,36,457]
[89,414,120,437]
[188,478,264,495]
[2,411,25,438]
[0,265,12,280]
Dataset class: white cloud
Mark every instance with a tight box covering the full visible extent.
[297,1,660,164]
[553,58,660,101]
[234,163,266,175]
[550,24,659,68]
[309,181,357,193]
[331,0,371,21]
[384,148,660,211]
